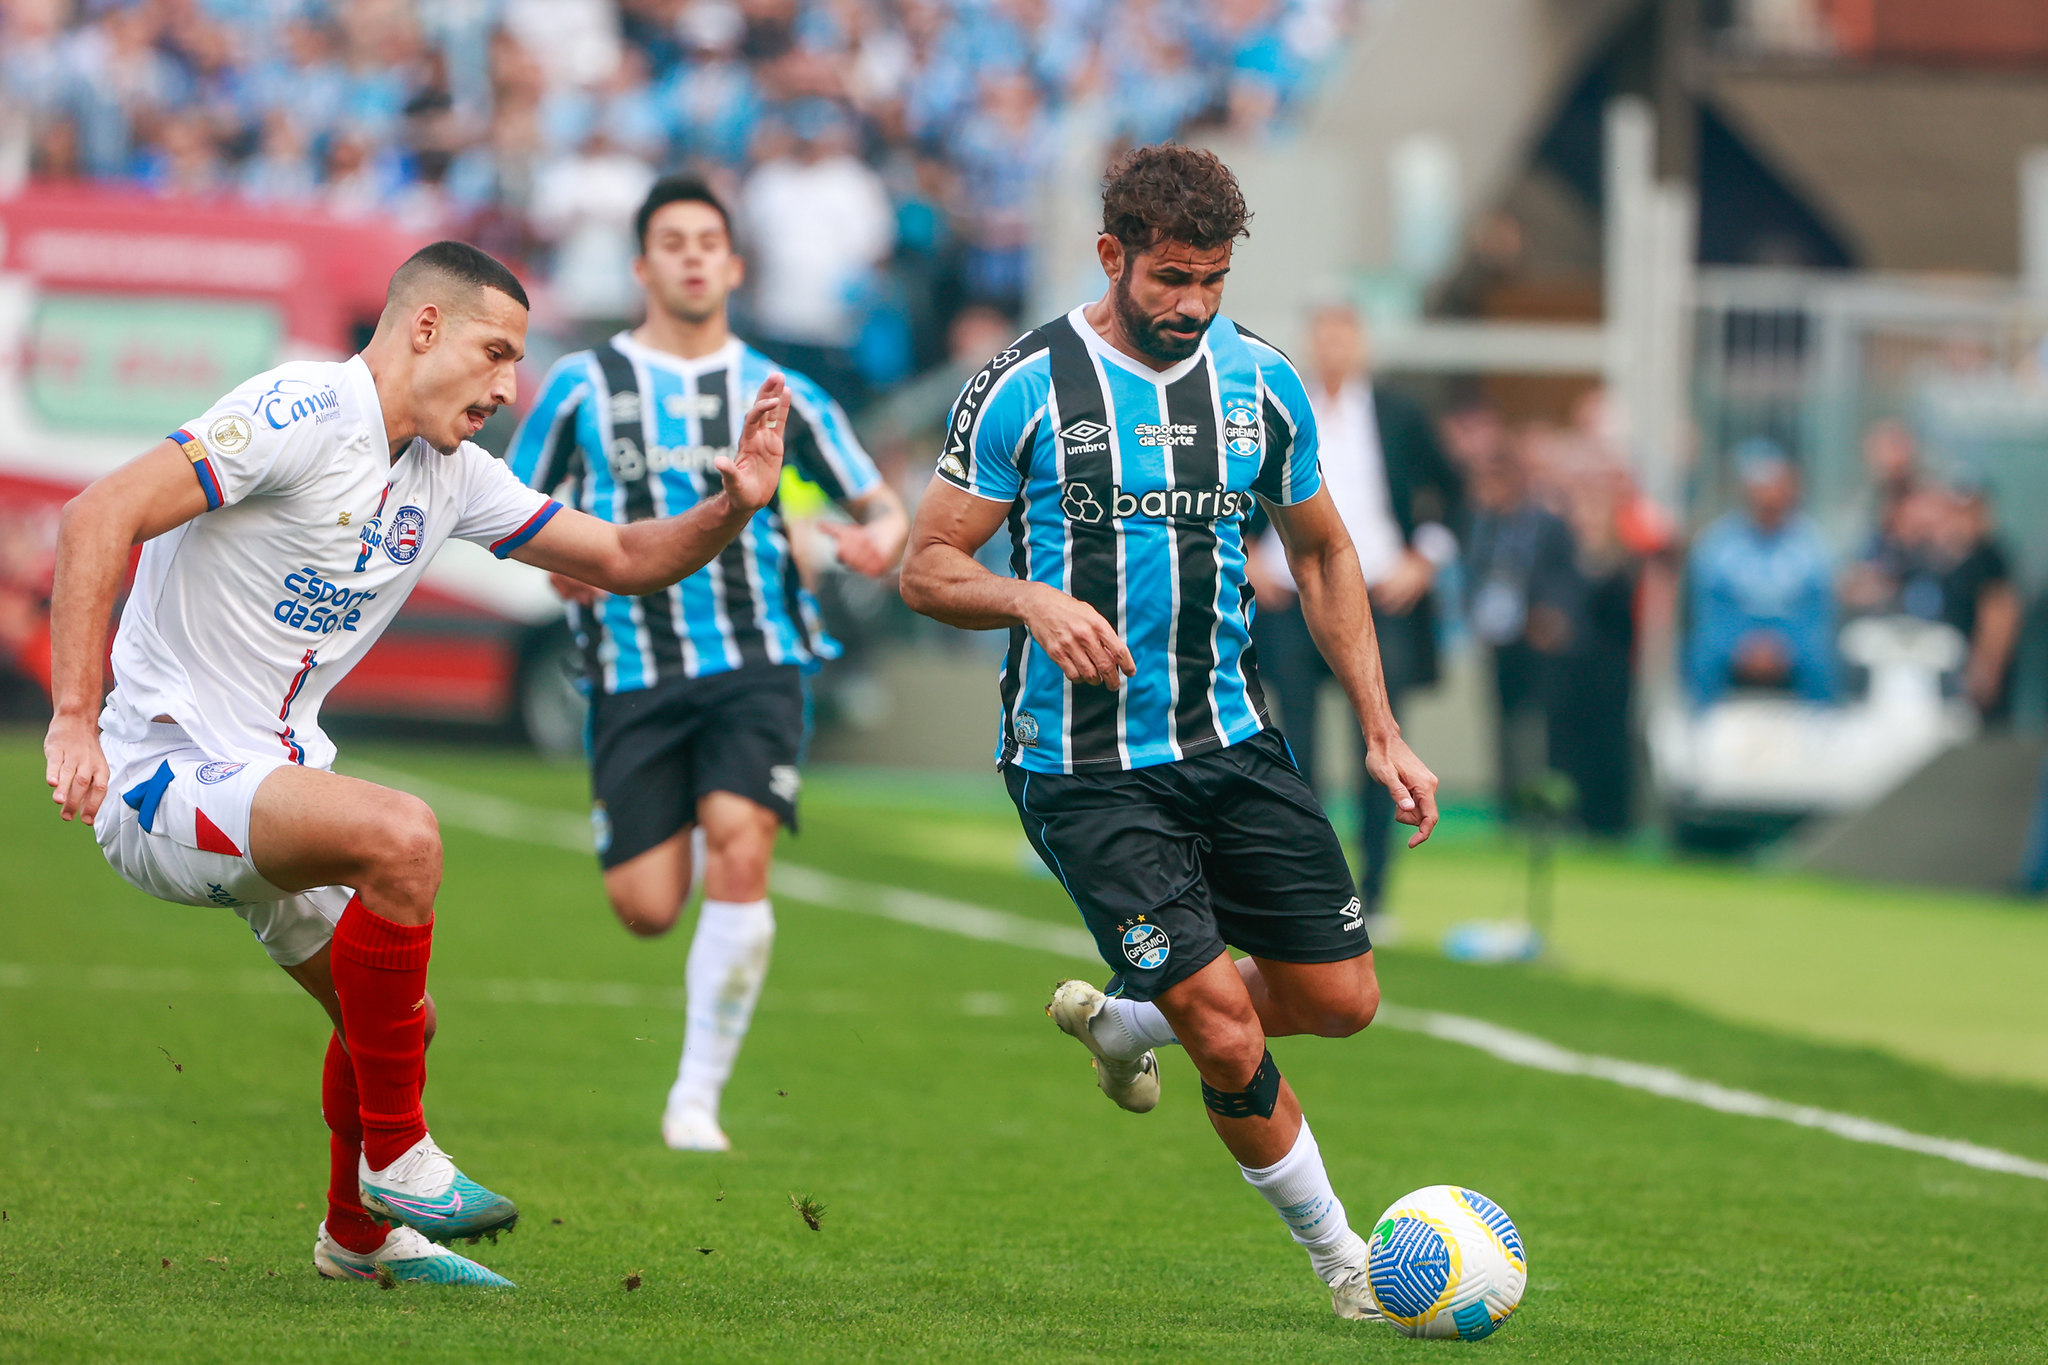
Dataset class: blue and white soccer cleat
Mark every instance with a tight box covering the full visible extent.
[313,1222,515,1287]
[358,1134,519,1244]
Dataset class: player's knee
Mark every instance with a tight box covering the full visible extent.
[1190,1015,1270,1090]
[701,830,774,900]
[370,794,441,870]
[610,892,682,938]
[703,818,773,868]
[358,795,441,905]
[1320,980,1379,1038]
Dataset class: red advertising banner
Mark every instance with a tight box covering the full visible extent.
[0,184,427,352]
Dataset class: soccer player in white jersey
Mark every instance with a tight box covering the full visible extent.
[42,241,791,1287]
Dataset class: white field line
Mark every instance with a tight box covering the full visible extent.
[1373,1007,2048,1182]
[76,760,2015,1186]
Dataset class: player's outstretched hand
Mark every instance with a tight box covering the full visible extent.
[1366,731,1440,847]
[717,374,791,516]
[45,711,110,826]
[1022,583,1135,690]
[818,519,895,578]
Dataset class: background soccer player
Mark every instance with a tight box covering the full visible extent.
[507,175,907,1153]
[42,241,791,1286]
[900,145,1439,1322]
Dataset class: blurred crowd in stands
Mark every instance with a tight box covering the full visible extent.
[1687,421,2022,720]
[1,0,1354,406]
[1218,306,2035,856]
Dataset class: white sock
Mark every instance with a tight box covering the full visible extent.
[667,898,775,1120]
[1239,1119,1362,1280]
[1089,996,1178,1060]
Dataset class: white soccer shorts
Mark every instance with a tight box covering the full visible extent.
[95,722,352,967]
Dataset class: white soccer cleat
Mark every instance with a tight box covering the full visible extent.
[661,1103,731,1152]
[1319,1232,1389,1323]
[313,1221,515,1288]
[1047,979,1160,1114]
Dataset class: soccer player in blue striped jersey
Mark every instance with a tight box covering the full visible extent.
[902,145,1440,1323]
[507,176,907,1152]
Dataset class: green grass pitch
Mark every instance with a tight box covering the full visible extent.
[4,734,2048,1362]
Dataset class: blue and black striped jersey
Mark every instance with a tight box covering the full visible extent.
[937,307,1323,774]
[508,333,880,694]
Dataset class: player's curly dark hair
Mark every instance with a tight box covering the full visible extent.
[1100,144,1252,254]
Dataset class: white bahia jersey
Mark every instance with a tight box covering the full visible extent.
[102,355,561,771]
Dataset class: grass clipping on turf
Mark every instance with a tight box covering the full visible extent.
[789,1193,826,1232]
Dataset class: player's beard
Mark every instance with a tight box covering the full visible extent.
[655,284,723,327]
[1113,271,1211,365]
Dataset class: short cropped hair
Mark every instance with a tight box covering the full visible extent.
[1101,144,1252,255]
[388,240,529,311]
[635,174,735,252]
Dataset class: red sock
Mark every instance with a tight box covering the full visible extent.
[330,895,433,1171]
[320,1032,387,1255]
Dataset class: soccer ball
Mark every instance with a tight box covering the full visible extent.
[1364,1185,1527,1340]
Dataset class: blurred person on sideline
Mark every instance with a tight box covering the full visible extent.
[1248,303,1461,924]
[740,100,895,412]
[1546,402,1670,838]
[1687,441,1837,705]
[508,175,907,1153]
[1890,483,2022,719]
[1437,387,1510,478]
[1462,440,1582,819]
[1840,418,1922,617]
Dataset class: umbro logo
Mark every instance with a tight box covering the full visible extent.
[663,393,723,420]
[1339,897,1365,932]
[1059,419,1109,453]
[609,390,641,424]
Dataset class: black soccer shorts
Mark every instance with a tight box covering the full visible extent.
[1005,728,1369,1002]
[587,665,807,869]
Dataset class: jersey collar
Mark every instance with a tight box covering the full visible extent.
[343,353,416,465]
[1065,305,1212,386]
[609,330,744,376]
